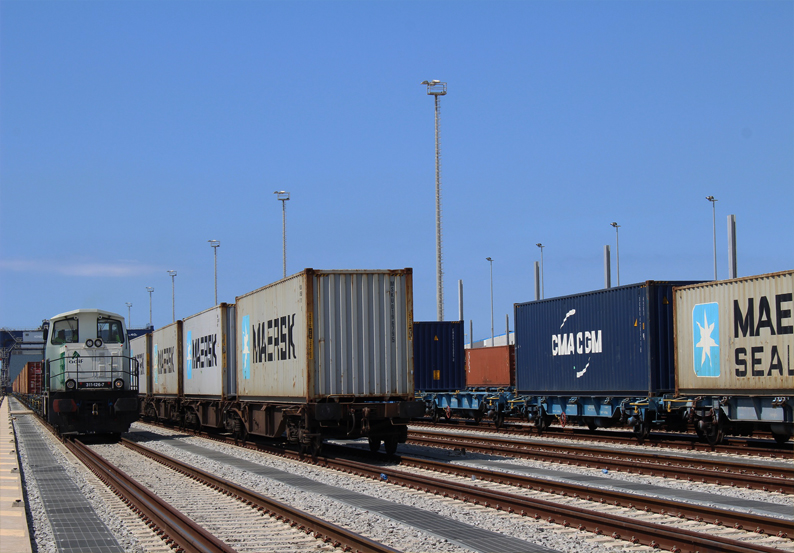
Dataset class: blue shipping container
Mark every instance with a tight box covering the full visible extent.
[414,321,465,392]
[514,281,696,396]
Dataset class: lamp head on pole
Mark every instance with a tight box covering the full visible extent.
[486,257,492,263]
[146,287,154,293]
[536,243,543,251]
[274,191,290,202]
[208,239,220,249]
[167,270,177,278]
[706,195,717,204]
[611,222,620,230]
[421,80,447,96]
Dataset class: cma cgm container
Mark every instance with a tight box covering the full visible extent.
[232,269,422,453]
[674,271,793,444]
[514,281,696,434]
[414,321,465,392]
[131,334,151,397]
[466,345,515,388]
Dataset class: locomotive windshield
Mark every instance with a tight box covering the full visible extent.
[98,319,125,343]
[51,319,79,344]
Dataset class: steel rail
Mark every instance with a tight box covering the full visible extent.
[342,447,791,538]
[413,420,794,459]
[313,454,786,553]
[121,438,400,553]
[66,439,237,553]
[407,429,794,493]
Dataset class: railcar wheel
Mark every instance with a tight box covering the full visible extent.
[368,437,382,453]
[494,412,505,429]
[432,409,441,424]
[384,435,399,456]
[311,437,324,459]
[704,423,723,446]
[472,409,483,424]
[586,420,598,432]
[772,431,790,445]
[534,409,550,434]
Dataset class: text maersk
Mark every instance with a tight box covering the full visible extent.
[733,293,792,377]
[251,314,297,363]
[552,331,602,356]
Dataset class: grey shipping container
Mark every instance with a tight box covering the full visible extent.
[674,271,794,395]
[235,268,414,401]
[515,281,697,396]
[414,321,465,392]
[130,333,151,396]
[151,321,182,396]
[182,303,236,399]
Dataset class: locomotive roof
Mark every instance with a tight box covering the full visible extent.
[49,308,125,322]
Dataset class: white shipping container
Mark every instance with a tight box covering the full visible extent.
[675,271,794,394]
[151,321,182,396]
[182,304,235,398]
[236,269,414,401]
[130,334,151,396]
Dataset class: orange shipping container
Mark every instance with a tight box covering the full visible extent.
[466,345,515,388]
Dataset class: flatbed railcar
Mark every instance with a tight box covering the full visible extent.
[24,309,140,436]
[137,269,425,455]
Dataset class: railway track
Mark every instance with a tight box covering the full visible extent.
[413,420,794,459]
[406,428,794,494]
[138,422,791,553]
[68,437,398,553]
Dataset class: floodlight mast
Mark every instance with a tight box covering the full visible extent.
[421,79,447,321]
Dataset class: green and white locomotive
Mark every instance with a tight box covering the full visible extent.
[43,309,139,436]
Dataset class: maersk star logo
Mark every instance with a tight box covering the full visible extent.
[186,331,193,379]
[241,315,251,379]
[692,303,720,377]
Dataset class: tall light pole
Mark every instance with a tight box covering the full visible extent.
[274,191,290,279]
[486,257,494,347]
[421,79,447,321]
[146,287,154,328]
[167,270,177,323]
[610,222,620,286]
[706,195,718,280]
[536,243,544,299]
[125,302,132,329]
[208,240,220,305]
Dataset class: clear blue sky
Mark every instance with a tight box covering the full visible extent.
[1,1,792,340]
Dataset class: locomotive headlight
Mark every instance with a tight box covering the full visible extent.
[94,338,103,348]
[85,339,94,348]
[113,378,124,390]
[66,379,77,390]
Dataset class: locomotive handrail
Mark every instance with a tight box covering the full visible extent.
[45,355,139,392]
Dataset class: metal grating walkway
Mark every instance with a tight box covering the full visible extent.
[143,433,558,553]
[13,412,124,553]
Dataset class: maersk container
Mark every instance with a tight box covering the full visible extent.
[674,271,794,395]
[151,321,182,396]
[182,303,236,398]
[414,321,465,392]
[130,334,151,396]
[235,269,414,401]
[466,345,515,388]
[514,281,695,395]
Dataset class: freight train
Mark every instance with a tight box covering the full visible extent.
[415,271,793,445]
[134,269,425,456]
[11,309,140,437]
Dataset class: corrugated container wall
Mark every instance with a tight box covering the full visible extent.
[466,345,515,388]
[182,303,236,398]
[515,281,695,396]
[674,271,794,395]
[131,334,151,396]
[151,321,182,396]
[414,321,465,392]
[26,362,43,395]
[236,269,414,402]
